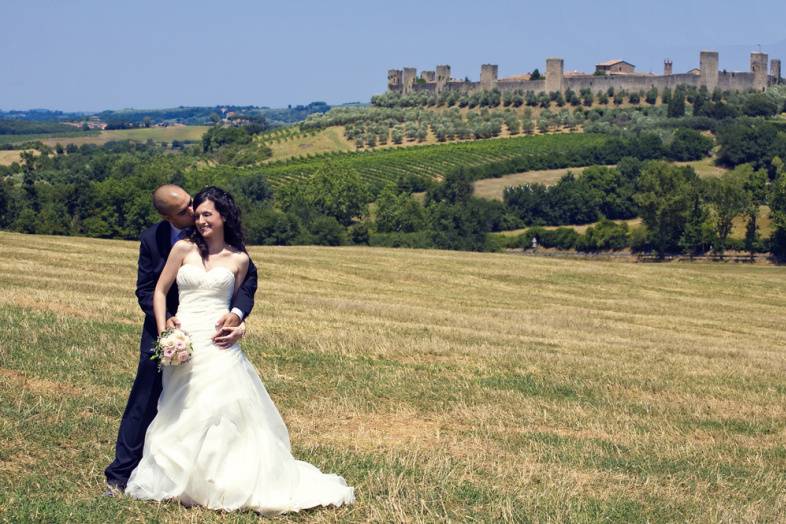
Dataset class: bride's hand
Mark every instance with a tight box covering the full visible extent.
[166,316,181,330]
[213,322,246,349]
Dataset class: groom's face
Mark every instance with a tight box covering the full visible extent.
[163,191,195,230]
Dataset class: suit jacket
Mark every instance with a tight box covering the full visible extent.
[135,221,258,353]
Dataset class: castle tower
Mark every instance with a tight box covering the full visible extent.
[771,59,782,84]
[751,52,768,91]
[545,58,564,93]
[436,65,451,93]
[402,67,417,94]
[699,51,719,91]
[664,59,673,76]
[387,69,403,92]
[480,64,498,90]
[420,70,436,82]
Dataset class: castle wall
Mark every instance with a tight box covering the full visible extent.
[718,72,755,92]
[388,51,781,96]
[446,81,480,93]
[563,73,699,94]
[411,82,436,93]
[496,79,547,92]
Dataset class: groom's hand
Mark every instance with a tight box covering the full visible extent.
[213,312,243,348]
[213,324,245,348]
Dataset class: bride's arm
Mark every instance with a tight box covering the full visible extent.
[154,240,191,335]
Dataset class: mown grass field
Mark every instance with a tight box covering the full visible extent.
[473,166,602,200]
[0,131,100,147]
[1,231,785,522]
[474,158,731,202]
[0,150,26,166]
[40,126,210,147]
[0,126,209,148]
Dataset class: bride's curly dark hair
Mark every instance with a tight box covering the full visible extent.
[189,186,246,258]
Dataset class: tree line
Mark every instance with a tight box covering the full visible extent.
[2,100,786,260]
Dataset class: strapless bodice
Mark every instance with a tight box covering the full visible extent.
[176,264,234,317]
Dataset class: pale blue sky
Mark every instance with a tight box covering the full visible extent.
[2,0,785,111]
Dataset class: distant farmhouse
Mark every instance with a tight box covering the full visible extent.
[387,51,782,95]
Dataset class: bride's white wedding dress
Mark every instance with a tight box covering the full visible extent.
[125,264,355,514]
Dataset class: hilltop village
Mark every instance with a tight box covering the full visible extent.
[388,51,783,95]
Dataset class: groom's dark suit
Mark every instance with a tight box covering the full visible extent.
[105,220,258,489]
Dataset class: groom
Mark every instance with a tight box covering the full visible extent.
[104,184,259,492]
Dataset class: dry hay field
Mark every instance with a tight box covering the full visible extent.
[473,167,596,200]
[0,150,27,166]
[474,158,730,202]
[35,126,210,148]
[1,231,785,522]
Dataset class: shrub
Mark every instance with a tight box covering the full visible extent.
[667,128,714,161]
[349,221,370,244]
[307,215,346,246]
[576,219,629,252]
[245,207,300,246]
[741,94,780,117]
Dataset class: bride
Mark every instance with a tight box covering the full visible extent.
[124,186,355,514]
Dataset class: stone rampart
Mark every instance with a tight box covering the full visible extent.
[718,72,756,91]
[388,51,781,96]
[563,73,700,93]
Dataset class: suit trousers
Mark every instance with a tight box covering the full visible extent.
[104,320,162,488]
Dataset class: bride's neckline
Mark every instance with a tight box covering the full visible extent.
[179,264,235,277]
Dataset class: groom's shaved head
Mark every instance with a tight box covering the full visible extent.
[153,184,190,215]
[153,184,194,229]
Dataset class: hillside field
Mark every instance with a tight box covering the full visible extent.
[251,132,609,190]
[0,126,209,148]
[0,150,25,166]
[263,126,355,162]
[1,232,785,522]
[474,158,730,202]
[473,166,605,199]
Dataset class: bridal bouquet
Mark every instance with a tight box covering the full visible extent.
[152,328,193,368]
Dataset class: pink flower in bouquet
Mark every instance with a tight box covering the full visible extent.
[153,328,192,369]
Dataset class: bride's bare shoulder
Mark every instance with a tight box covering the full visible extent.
[228,248,249,268]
